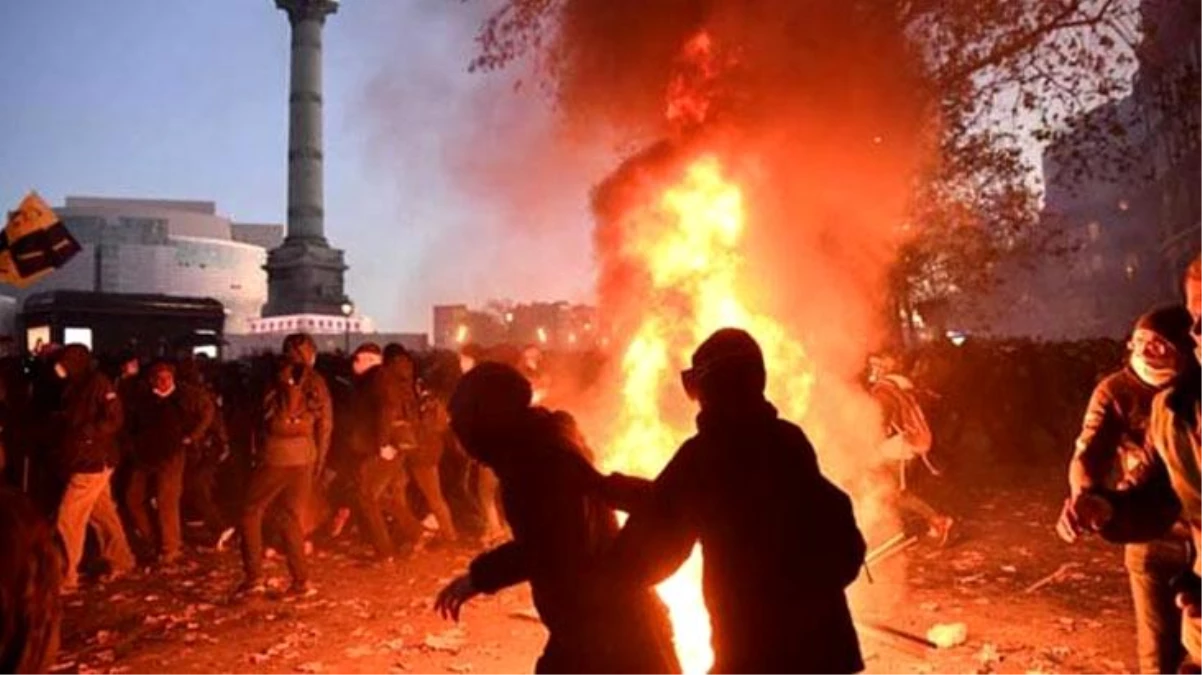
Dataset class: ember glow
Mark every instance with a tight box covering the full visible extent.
[599,153,816,674]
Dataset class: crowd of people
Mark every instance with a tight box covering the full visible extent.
[0,332,515,670]
[0,256,1198,674]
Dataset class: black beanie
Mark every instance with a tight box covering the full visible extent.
[1134,305,1193,354]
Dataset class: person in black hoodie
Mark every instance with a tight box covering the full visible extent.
[605,328,866,674]
[51,344,135,592]
[435,363,678,674]
[125,360,214,564]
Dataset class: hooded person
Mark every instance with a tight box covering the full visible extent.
[1058,304,1193,674]
[1065,258,1202,672]
[604,328,866,674]
[50,344,135,592]
[434,362,679,674]
[237,335,332,597]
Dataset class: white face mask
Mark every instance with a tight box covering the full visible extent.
[1130,352,1178,388]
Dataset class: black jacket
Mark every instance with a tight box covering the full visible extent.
[608,398,866,674]
[128,383,215,467]
[467,409,679,674]
[1070,366,1160,493]
[53,346,123,476]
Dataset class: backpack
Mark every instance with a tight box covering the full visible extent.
[265,381,317,440]
[874,375,932,457]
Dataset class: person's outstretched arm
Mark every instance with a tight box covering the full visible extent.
[606,443,699,587]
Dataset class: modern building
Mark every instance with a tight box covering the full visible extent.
[976,94,1163,338]
[1135,0,1201,288]
[971,0,1200,340]
[0,196,281,335]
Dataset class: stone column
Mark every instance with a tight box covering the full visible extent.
[278,0,337,243]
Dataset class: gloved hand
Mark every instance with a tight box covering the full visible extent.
[1056,491,1114,543]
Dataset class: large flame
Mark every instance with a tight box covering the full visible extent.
[599,154,816,674]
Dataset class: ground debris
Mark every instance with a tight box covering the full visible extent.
[297,660,325,673]
[927,622,968,649]
[448,662,473,673]
[344,644,376,658]
[424,627,467,653]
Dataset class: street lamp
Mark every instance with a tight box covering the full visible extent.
[341,302,354,353]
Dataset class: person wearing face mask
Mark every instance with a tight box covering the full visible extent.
[1083,256,1202,673]
[1058,305,1194,674]
[50,344,135,593]
[124,360,215,564]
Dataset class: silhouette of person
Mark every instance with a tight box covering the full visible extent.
[435,362,679,674]
[606,327,867,674]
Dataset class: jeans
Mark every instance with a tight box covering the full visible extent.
[124,453,186,559]
[240,464,311,583]
[56,467,135,588]
[1126,539,1191,674]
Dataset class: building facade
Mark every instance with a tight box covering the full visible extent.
[0,196,282,335]
[975,0,1200,340]
[1135,0,1201,288]
[432,301,599,351]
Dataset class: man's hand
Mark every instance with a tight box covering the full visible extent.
[1056,492,1114,543]
[379,445,398,461]
[435,574,478,622]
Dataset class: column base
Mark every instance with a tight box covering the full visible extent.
[262,238,350,317]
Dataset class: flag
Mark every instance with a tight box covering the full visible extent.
[0,192,81,288]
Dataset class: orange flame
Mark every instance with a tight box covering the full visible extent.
[600,154,815,674]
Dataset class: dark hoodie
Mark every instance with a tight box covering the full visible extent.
[607,399,866,674]
[466,408,679,674]
[53,345,123,475]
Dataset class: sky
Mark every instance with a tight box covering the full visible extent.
[0,1,603,333]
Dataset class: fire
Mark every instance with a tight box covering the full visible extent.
[600,154,816,674]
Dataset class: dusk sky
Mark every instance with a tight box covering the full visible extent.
[0,1,607,332]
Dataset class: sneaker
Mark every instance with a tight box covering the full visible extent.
[215,527,236,552]
[235,579,267,597]
[287,580,317,598]
[928,516,955,547]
